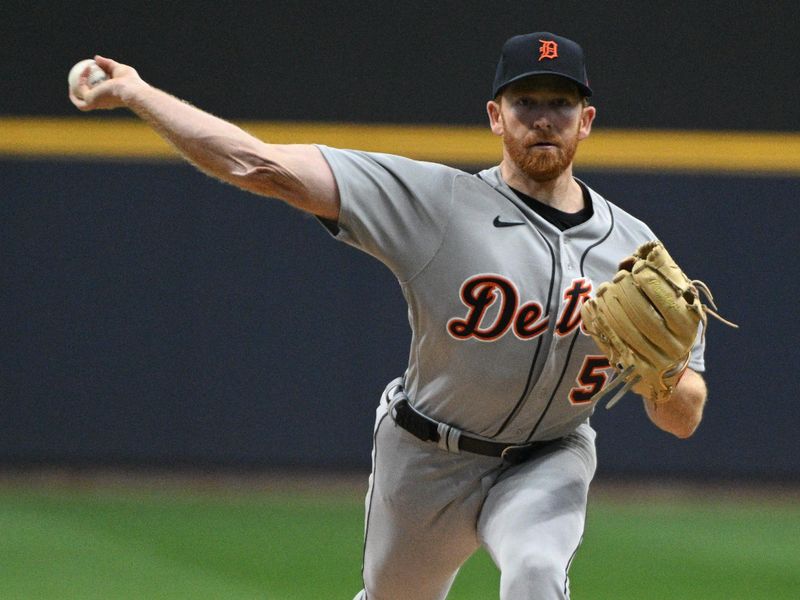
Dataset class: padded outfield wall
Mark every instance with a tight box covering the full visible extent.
[1,1,798,479]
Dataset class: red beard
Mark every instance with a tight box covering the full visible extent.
[503,128,580,182]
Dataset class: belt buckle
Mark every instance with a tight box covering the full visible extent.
[500,444,532,464]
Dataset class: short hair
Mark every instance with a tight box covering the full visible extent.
[494,76,590,107]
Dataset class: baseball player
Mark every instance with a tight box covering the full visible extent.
[70,32,711,599]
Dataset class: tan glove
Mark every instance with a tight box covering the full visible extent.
[580,241,737,408]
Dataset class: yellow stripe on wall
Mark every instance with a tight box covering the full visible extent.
[1,117,798,175]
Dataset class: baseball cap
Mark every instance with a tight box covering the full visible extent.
[492,32,592,98]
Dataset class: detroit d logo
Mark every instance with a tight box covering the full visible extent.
[538,39,558,61]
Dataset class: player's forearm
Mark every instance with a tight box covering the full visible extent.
[643,369,707,438]
[120,83,294,196]
[70,57,339,219]
[111,83,314,210]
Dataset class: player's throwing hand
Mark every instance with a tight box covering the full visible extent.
[69,56,146,112]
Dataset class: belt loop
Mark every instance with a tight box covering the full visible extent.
[436,422,462,454]
[384,376,407,423]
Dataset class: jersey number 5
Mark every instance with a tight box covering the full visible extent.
[569,356,612,404]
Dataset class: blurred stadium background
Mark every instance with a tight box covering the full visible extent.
[1,1,798,598]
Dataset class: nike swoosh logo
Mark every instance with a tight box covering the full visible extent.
[493,216,526,228]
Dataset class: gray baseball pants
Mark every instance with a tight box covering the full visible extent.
[352,388,597,599]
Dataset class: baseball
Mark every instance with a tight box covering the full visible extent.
[68,59,108,95]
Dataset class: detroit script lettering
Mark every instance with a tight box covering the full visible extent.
[447,275,592,341]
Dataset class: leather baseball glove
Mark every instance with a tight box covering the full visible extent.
[580,240,736,409]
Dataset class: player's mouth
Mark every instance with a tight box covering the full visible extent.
[529,137,559,147]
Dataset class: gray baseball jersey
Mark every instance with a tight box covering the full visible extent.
[317,145,705,443]
[316,145,706,599]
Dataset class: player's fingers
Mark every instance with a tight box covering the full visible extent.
[94,55,120,77]
[68,86,91,111]
[71,70,98,106]
[77,65,96,96]
[77,63,93,82]
[70,75,113,111]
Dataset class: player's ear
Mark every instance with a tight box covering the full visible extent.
[578,104,596,141]
[487,99,504,136]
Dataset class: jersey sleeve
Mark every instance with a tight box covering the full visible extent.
[315,145,459,282]
[687,322,706,372]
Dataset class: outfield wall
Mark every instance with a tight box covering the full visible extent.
[2,157,798,479]
[2,1,797,131]
[2,1,798,479]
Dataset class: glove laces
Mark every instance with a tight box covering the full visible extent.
[692,280,739,329]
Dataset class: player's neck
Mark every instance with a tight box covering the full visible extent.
[500,162,584,213]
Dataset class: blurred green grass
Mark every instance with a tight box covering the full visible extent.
[0,481,797,599]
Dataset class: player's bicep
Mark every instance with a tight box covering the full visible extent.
[239,143,340,221]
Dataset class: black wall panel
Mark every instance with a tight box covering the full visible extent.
[2,160,798,478]
[3,0,797,131]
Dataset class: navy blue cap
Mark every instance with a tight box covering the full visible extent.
[492,32,592,98]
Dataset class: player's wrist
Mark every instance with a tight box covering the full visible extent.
[117,78,153,108]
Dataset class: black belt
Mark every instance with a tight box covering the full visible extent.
[391,398,555,465]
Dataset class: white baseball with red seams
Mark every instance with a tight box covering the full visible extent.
[67,59,108,96]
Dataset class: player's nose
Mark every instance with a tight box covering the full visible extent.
[531,114,552,130]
